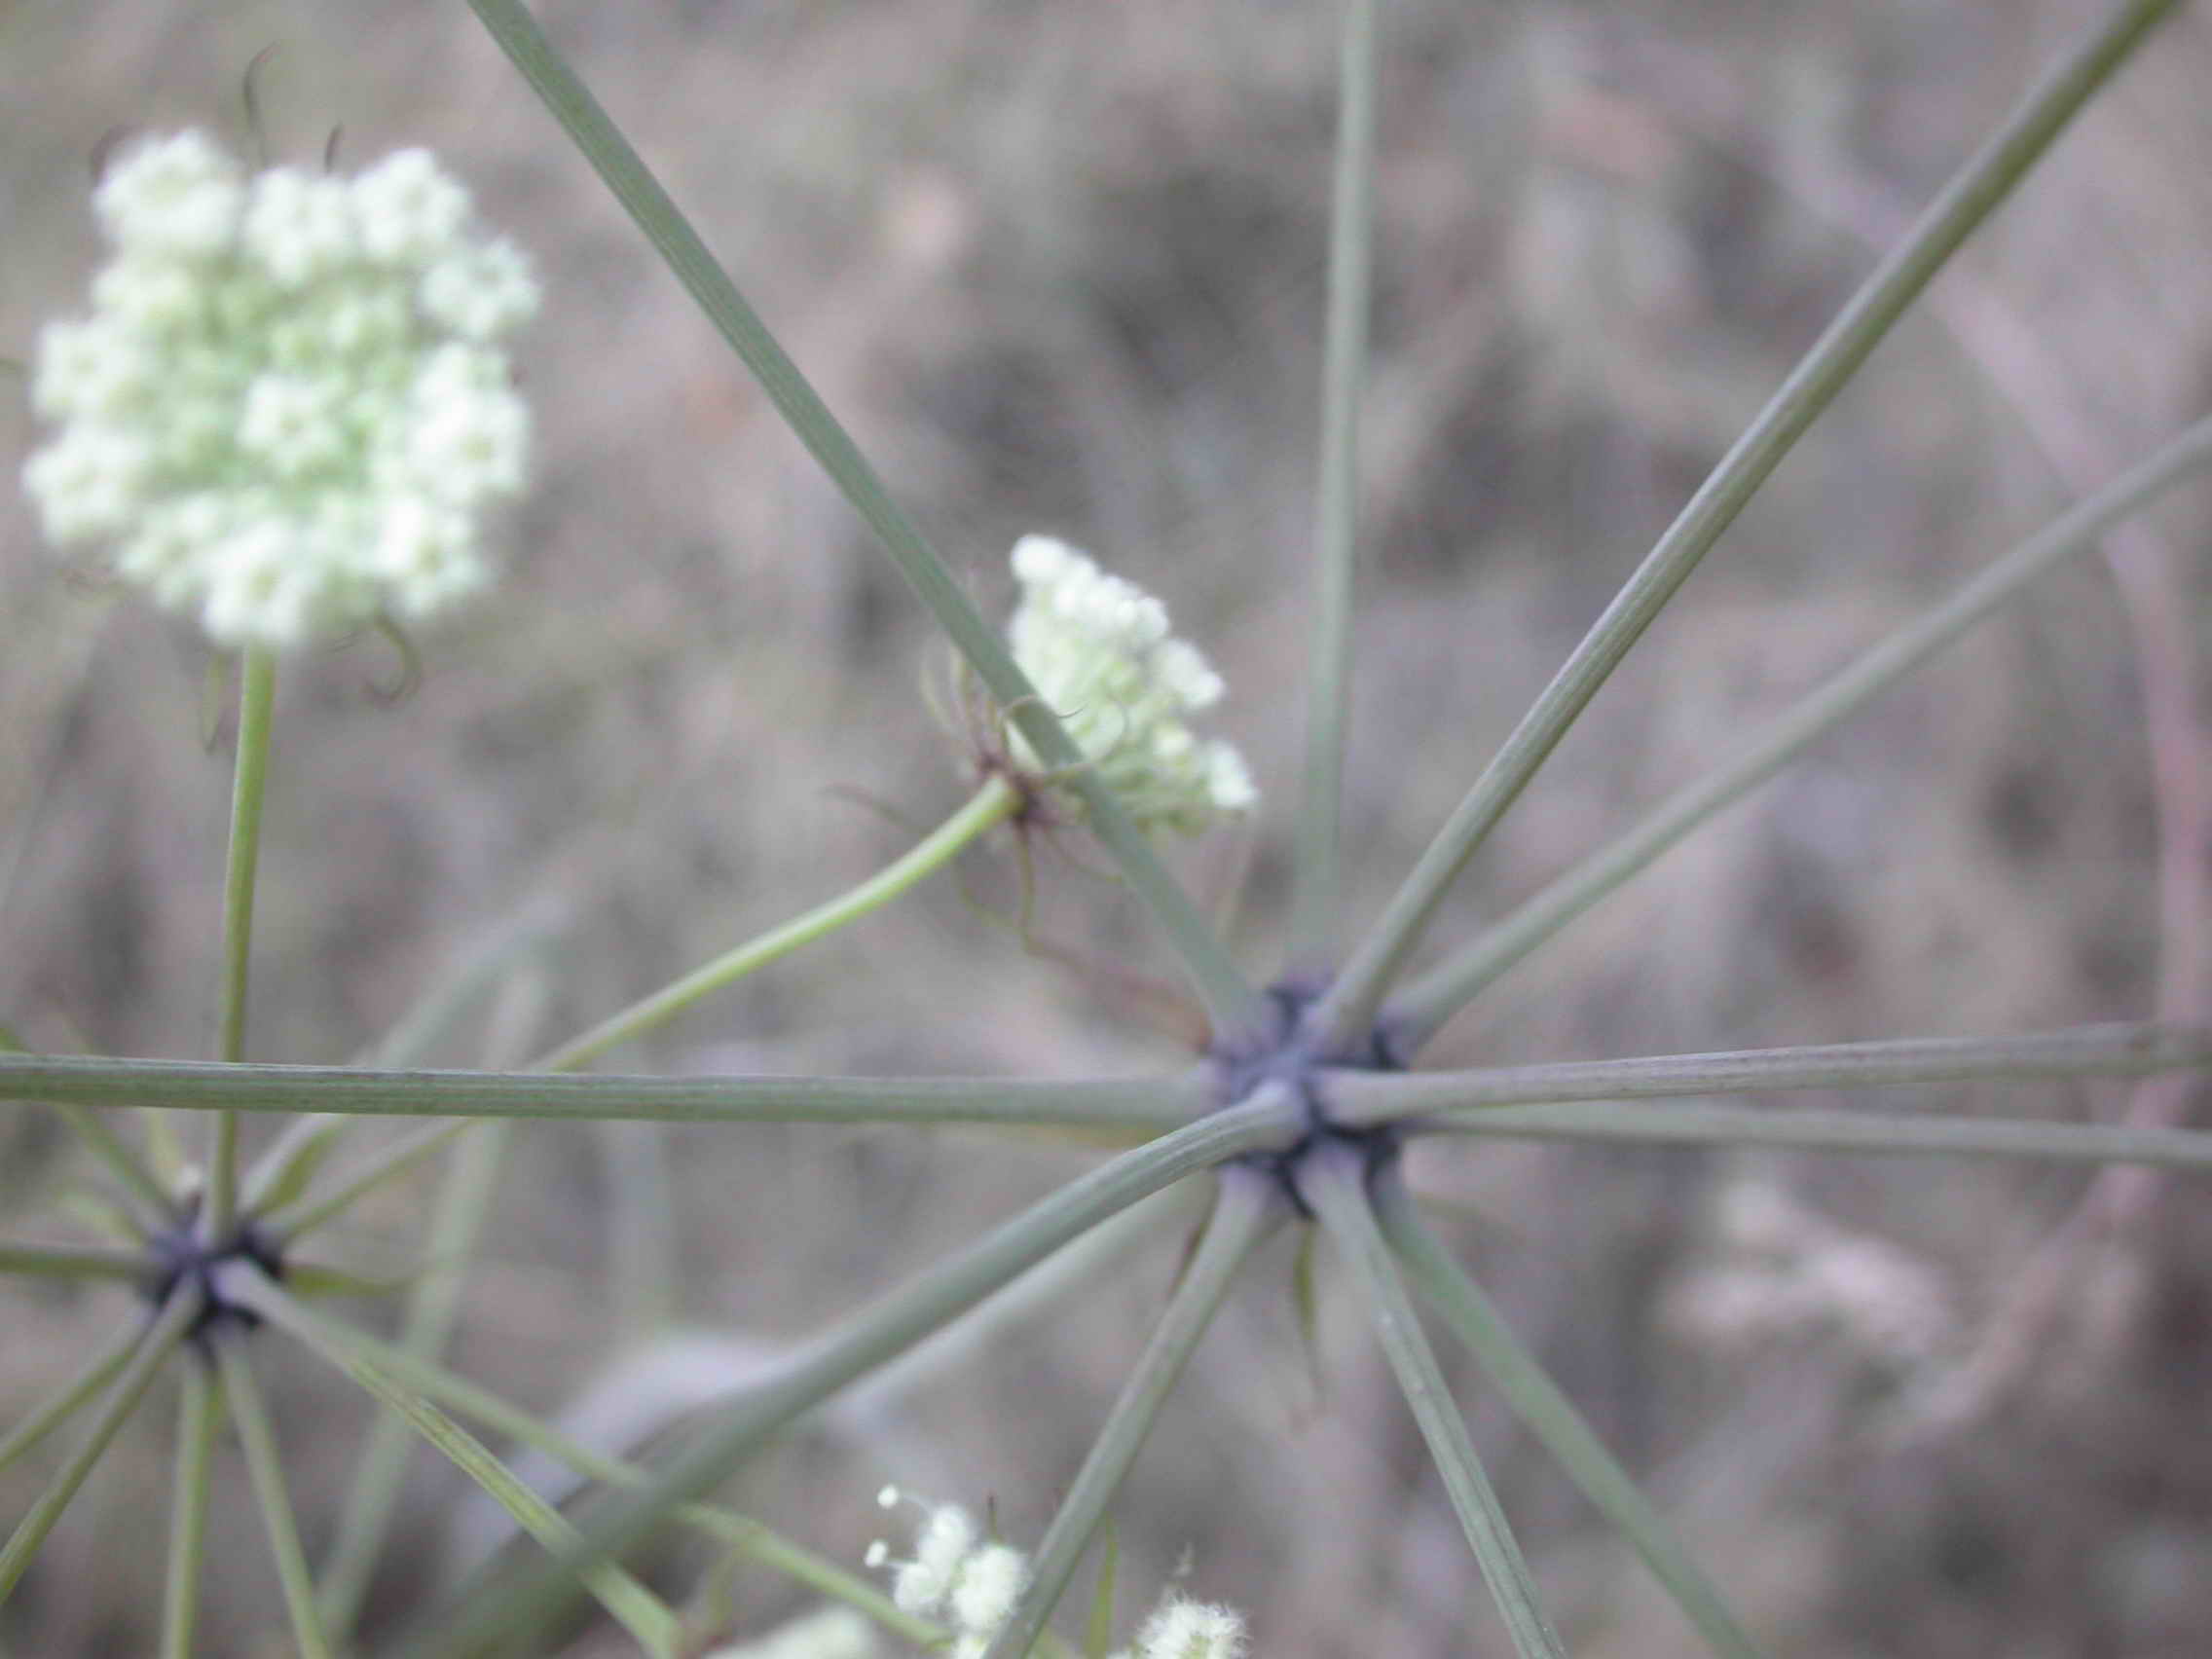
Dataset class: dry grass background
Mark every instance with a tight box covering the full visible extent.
[5,1,2212,1654]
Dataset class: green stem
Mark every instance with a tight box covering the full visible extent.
[462,0,1265,1043]
[1303,1142,1564,1659]
[398,1092,1298,1659]
[1417,1100,2212,1166]
[536,775,1021,1072]
[1386,411,2212,1050]
[0,1290,200,1605]
[316,1120,514,1640]
[234,1277,949,1653]
[1374,1171,1764,1659]
[0,1052,1211,1129]
[986,1170,1278,1659]
[160,1359,222,1659]
[207,645,276,1237]
[58,1104,174,1232]
[0,1320,142,1478]
[256,1293,681,1658]
[0,1241,149,1282]
[213,1335,332,1659]
[1311,0,2182,1053]
[1325,1024,2212,1127]
[1289,0,1381,970]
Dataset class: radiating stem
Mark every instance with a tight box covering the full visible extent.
[1324,1024,2212,1126]
[1303,1142,1564,1659]
[57,1104,174,1232]
[160,1359,222,1659]
[256,1290,680,1658]
[214,1335,332,1659]
[235,1277,948,1651]
[1374,1170,1763,1659]
[316,1120,513,1639]
[1290,0,1381,969]
[985,1170,1279,1659]
[1413,1099,2212,1167]
[399,1093,1298,1659]
[536,776,1021,1072]
[207,645,276,1238]
[0,1052,1210,1129]
[1311,0,2182,1053]
[0,1241,150,1282]
[462,0,1265,1043]
[0,1320,143,1478]
[1386,412,2212,1050]
[0,1290,199,1605]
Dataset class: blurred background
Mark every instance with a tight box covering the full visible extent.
[5,0,2212,1654]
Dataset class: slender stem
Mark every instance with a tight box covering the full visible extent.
[1386,412,2212,1050]
[261,1120,473,1245]
[0,1320,142,1478]
[462,0,1265,1043]
[0,1290,200,1605]
[1415,1100,2212,1166]
[537,776,1022,1072]
[1289,0,1381,970]
[985,1170,1279,1659]
[207,645,276,1237]
[0,1241,150,1282]
[0,1052,1212,1128]
[1325,1024,2212,1127]
[213,1335,332,1659]
[1302,1142,1564,1659]
[396,1093,1298,1659]
[316,1120,514,1640]
[1310,0,2182,1052]
[160,1359,222,1659]
[235,1278,948,1652]
[257,1292,681,1658]
[1374,1170,1763,1659]
[58,1104,174,1231]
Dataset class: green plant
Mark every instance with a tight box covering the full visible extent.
[5,0,2212,1655]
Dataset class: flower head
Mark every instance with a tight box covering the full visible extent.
[21,130,538,649]
[867,1486,1030,1646]
[1004,535,1257,835]
[1128,1594,1249,1659]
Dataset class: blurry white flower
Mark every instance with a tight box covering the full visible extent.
[703,1604,877,1659]
[867,1486,1029,1647]
[1005,535,1256,835]
[21,129,537,650]
[1129,1593,1249,1659]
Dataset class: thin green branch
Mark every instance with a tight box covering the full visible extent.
[214,1335,332,1659]
[398,1092,1299,1659]
[1290,0,1381,968]
[1387,411,2212,1050]
[1417,1100,2212,1166]
[1374,1170,1763,1659]
[57,1104,174,1231]
[1325,1024,2212,1126]
[0,1053,1210,1129]
[536,775,1022,1072]
[0,1240,149,1282]
[160,1359,222,1659]
[255,1287,681,1657]
[316,1120,514,1640]
[0,1319,143,1478]
[234,1277,946,1652]
[985,1170,1280,1659]
[0,1290,200,1605]
[1311,0,2182,1052]
[1303,1143,1564,1659]
[207,645,276,1237]
[461,0,1264,1042]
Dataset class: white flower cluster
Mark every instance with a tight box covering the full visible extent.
[866,1485,1250,1659]
[1005,535,1257,836]
[21,129,537,649]
[866,1488,1029,1659]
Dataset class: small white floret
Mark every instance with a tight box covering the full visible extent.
[1134,1594,1248,1659]
[949,1541,1028,1636]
